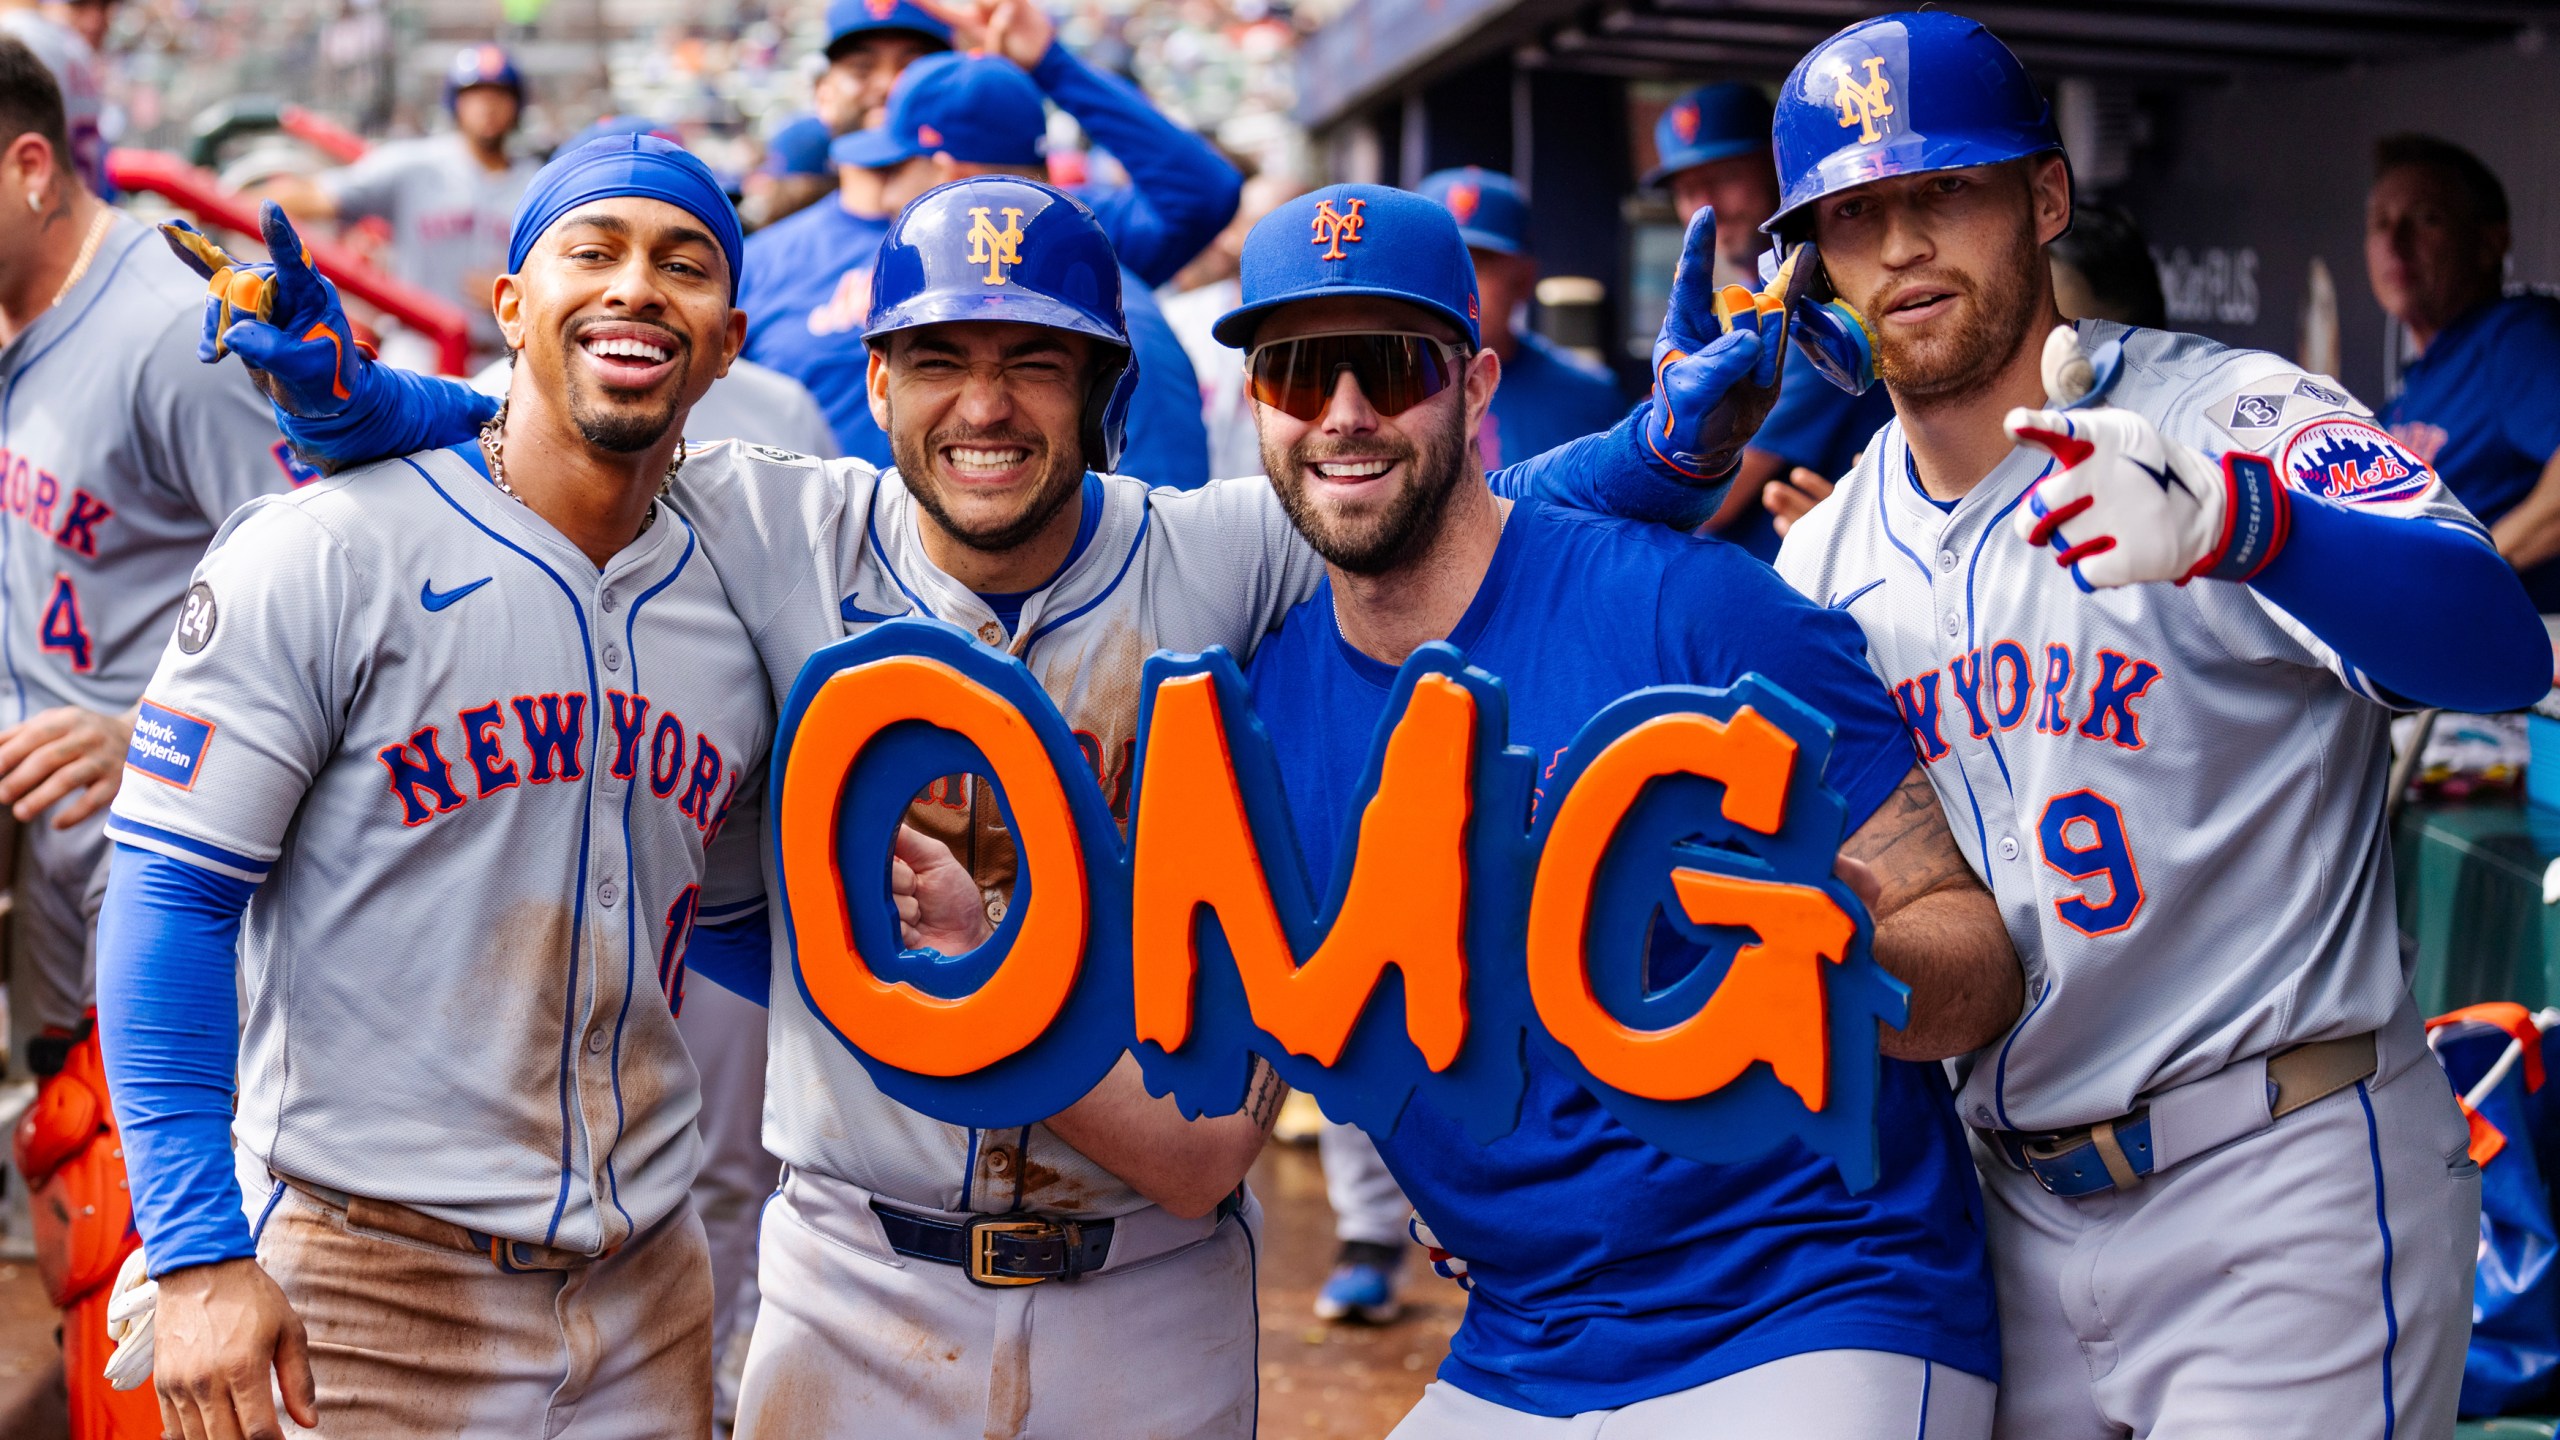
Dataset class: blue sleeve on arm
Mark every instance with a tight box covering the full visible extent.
[1035,41,1241,289]
[278,367,498,471]
[1489,402,1723,530]
[2253,493,2551,713]
[96,844,257,1277]
[686,910,772,1008]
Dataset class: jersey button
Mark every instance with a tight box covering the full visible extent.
[985,893,1008,924]
[599,879,620,907]
[601,589,619,613]
[603,643,623,672]
[977,621,1003,645]
[985,1146,1016,1178]
[1936,550,1956,572]
[586,1027,609,1055]
[1942,611,1960,638]
[1997,836,2019,861]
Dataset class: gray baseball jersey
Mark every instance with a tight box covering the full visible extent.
[0,212,299,730]
[323,135,535,352]
[667,445,1321,1219]
[1775,319,2479,1134]
[107,443,772,1253]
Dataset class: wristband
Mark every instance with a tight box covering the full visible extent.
[2192,452,2290,583]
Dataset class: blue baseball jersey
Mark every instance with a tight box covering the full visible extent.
[1245,500,1996,1415]
[1725,349,1899,561]
[1479,331,1628,471]
[737,198,889,457]
[2381,294,2560,609]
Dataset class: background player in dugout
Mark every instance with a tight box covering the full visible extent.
[0,39,297,1439]
[1762,13,2545,1435]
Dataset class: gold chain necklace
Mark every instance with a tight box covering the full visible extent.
[49,205,112,309]
[477,400,680,534]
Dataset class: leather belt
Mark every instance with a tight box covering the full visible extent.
[278,1174,606,1274]
[1984,1031,2378,1199]
[869,1188,1243,1288]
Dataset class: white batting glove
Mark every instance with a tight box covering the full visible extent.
[102,1246,158,1391]
[1408,1213,1473,1292]
[2008,334,2288,590]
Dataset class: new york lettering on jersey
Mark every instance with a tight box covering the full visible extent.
[1779,320,2476,1131]
[109,443,772,1251]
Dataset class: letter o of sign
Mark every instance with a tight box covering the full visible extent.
[778,655,1089,1077]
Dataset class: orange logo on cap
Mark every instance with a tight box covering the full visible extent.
[1310,198,1366,260]
[866,0,897,17]
[918,123,942,148]
[1445,181,1480,225]
[1671,101,1699,144]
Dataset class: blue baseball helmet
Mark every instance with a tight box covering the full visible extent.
[865,176,1139,472]
[1764,11,2063,238]
[1642,83,1772,188]
[442,44,524,112]
[824,0,953,58]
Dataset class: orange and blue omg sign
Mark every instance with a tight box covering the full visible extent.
[773,619,1907,1188]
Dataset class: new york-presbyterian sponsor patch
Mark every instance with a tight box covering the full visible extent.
[126,700,215,790]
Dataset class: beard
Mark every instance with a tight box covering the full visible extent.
[890,409,1086,555]
[1859,215,2045,403]
[558,322,692,454]
[1262,399,1471,577]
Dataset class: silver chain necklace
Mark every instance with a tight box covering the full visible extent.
[477,400,680,534]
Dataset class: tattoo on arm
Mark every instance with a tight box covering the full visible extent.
[1242,1057,1289,1132]
[1841,764,1980,919]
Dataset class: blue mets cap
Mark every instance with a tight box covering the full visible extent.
[442,44,523,110]
[760,114,835,177]
[1416,167,1530,256]
[1212,183,1481,350]
[1642,82,1773,187]
[831,52,1046,171]
[823,0,953,56]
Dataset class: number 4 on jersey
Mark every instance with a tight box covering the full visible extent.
[39,574,89,672]
[2038,789,2143,936]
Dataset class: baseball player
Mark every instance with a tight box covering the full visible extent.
[96,137,773,1439]
[0,40,301,1439]
[1222,182,2016,1440]
[0,0,101,195]
[839,47,1211,485]
[741,0,1237,472]
[1761,14,2550,1436]
[215,172,1770,1436]
[1643,80,1896,562]
[261,44,536,362]
[1414,167,1625,470]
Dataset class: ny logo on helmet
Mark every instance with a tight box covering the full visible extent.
[967,206,1027,285]
[1832,56,1894,144]
[1310,198,1366,260]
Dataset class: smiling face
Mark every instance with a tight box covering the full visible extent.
[871,319,1099,554]
[1811,156,2069,403]
[496,196,743,455]
[1251,296,1497,577]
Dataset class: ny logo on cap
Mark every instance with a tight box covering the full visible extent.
[1832,56,1894,144]
[1671,101,1699,144]
[866,0,898,17]
[1444,182,1480,225]
[1310,198,1366,260]
[967,206,1027,284]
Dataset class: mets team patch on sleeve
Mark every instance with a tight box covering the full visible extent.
[2282,418,2434,506]
[127,701,214,789]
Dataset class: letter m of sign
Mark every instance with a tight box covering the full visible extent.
[966,207,1027,285]
[1833,56,1895,144]
[1309,198,1366,260]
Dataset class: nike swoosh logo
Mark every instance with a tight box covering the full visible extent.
[1827,578,1886,610]
[421,577,492,612]
[841,598,912,624]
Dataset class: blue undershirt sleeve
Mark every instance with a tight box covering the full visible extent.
[1033,41,1241,289]
[685,910,773,1008]
[95,843,257,1278]
[275,367,498,472]
[1488,403,1721,530]
[2253,493,2551,713]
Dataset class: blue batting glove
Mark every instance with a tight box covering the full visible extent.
[1757,241,1877,397]
[1641,207,1811,482]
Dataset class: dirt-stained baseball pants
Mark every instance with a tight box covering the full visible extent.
[242,1169,714,1439]
[733,1168,1261,1438]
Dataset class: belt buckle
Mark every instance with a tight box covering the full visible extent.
[966,1216,1058,1288]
